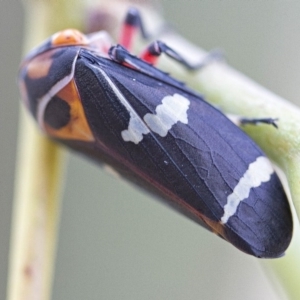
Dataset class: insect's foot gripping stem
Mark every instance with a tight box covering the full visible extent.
[240,118,279,128]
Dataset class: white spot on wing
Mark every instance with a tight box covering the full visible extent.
[97,72,190,144]
[97,68,150,144]
[143,93,190,137]
[221,156,274,224]
[121,115,150,144]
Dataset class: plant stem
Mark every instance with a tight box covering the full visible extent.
[7,110,64,300]
[7,0,84,299]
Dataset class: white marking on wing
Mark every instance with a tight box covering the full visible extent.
[143,93,190,137]
[121,116,150,144]
[221,156,274,224]
[97,69,150,144]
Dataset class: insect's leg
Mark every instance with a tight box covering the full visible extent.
[140,40,222,69]
[227,114,278,128]
[119,7,149,51]
[240,117,278,128]
[109,44,221,81]
[109,45,153,74]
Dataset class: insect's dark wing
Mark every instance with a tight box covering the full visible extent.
[71,50,292,258]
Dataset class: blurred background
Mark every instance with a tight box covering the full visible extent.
[1,1,300,299]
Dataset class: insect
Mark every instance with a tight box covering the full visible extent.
[18,8,292,258]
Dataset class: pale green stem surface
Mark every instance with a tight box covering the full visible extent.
[7,110,65,300]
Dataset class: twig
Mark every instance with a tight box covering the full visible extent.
[7,110,64,300]
[7,1,85,299]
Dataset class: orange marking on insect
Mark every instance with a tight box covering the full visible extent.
[45,79,95,142]
[158,187,226,239]
[202,217,226,237]
[26,51,53,79]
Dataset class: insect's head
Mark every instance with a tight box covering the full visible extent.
[51,29,89,47]
[21,29,113,64]
[18,29,110,142]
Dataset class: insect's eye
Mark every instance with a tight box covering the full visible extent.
[52,29,88,46]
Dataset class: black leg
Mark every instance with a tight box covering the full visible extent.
[140,40,223,69]
[240,117,278,128]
